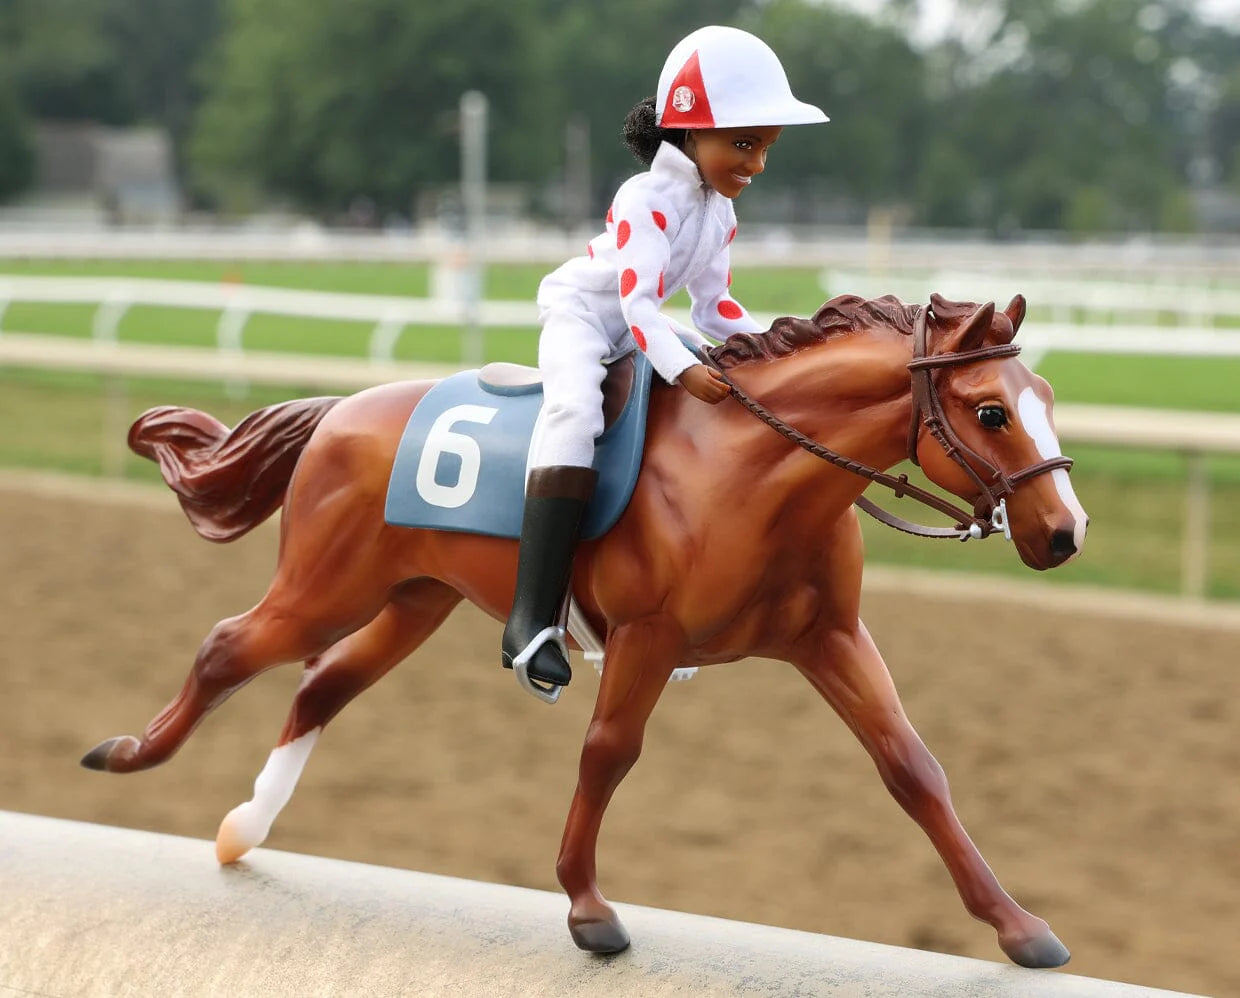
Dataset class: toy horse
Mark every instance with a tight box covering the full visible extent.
[83,293,1087,968]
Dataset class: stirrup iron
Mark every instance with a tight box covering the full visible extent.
[510,625,568,705]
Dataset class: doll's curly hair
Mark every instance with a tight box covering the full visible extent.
[623,97,687,166]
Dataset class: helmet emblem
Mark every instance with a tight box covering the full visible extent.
[671,86,696,113]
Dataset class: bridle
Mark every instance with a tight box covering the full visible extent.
[707,303,1075,542]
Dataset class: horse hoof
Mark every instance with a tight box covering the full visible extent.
[215,802,268,865]
[569,917,631,954]
[1002,929,1071,969]
[80,735,142,772]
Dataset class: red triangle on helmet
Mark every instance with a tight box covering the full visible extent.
[660,51,715,128]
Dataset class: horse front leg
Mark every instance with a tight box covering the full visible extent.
[556,614,682,953]
[794,621,1070,969]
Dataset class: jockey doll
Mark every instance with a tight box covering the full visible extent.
[502,25,829,693]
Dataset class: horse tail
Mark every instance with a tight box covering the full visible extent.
[129,396,344,543]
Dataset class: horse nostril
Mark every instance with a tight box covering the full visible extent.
[1050,528,1077,560]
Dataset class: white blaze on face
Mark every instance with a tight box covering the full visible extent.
[1017,387,1087,557]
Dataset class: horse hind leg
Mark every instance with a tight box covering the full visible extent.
[81,580,391,775]
[215,578,462,864]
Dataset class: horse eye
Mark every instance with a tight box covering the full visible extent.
[978,404,1008,429]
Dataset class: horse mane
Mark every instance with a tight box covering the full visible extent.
[709,293,976,370]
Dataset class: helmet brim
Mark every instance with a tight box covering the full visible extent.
[708,102,829,129]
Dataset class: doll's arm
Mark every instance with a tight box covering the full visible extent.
[612,190,701,383]
[686,222,763,341]
[667,317,714,351]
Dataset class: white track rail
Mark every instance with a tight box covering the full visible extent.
[3,274,1240,367]
[1,226,1238,279]
[823,269,1240,328]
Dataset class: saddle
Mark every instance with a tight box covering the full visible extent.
[384,352,651,540]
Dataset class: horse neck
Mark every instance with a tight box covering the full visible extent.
[725,329,914,481]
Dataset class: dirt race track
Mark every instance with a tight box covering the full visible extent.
[2,478,1237,997]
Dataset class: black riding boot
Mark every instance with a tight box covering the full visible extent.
[501,465,598,691]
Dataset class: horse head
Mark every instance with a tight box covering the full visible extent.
[913,293,1088,570]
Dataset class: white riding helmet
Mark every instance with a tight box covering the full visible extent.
[656,25,828,130]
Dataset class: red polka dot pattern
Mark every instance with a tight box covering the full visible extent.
[718,300,743,320]
[657,272,664,298]
[727,226,737,243]
[616,220,631,249]
[587,244,594,259]
[606,206,614,224]
[727,269,732,287]
[631,325,647,350]
[652,211,667,231]
[620,268,638,297]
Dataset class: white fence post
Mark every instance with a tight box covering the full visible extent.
[368,307,409,365]
[460,90,488,368]
[217,304,252,399]
[91,288,132,343]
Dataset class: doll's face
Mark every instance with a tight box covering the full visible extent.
[686,126,783,199]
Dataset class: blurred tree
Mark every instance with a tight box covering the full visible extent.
[0,0,222,185]
[930,0,1209,232]
[0,78,36,202]
[745,0,928,208]
[535,0,749,213]
[531,1,929,224]
[1,0,1233,231]
[191,0,555,218]
[99,0,223,180]
[0,0,128,123]
[1064,185,1113,236]
[1195,28,1240,193]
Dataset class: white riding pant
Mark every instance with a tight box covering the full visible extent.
[528,304,630,471]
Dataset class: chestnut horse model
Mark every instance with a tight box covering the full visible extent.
[83,293,1087,968]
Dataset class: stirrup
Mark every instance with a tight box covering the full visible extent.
[510,625,568,705]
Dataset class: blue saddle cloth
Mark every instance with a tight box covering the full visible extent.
[384,352,655,540]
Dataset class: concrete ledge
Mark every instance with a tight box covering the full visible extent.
[0,811,1200,997]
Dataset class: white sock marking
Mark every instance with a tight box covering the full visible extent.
[225,728,320,849]
[1017,387,1088,556]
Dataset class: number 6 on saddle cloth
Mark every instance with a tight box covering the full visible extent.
[385,349,698,683]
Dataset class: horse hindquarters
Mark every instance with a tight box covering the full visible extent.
[82,389,418,776]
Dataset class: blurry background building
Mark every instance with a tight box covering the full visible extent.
[21,123,179,227]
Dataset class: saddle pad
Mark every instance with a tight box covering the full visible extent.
[384,353,655,540]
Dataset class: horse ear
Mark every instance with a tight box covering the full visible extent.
[1000,294,1025,342]
[937,301,995,355]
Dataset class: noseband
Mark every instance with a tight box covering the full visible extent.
[709,303,1074,542]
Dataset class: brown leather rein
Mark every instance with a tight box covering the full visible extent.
[706,304,1075,542]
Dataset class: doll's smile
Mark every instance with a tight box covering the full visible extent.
[686,126,783,199]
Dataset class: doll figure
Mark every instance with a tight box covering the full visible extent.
[502,24,829,692]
